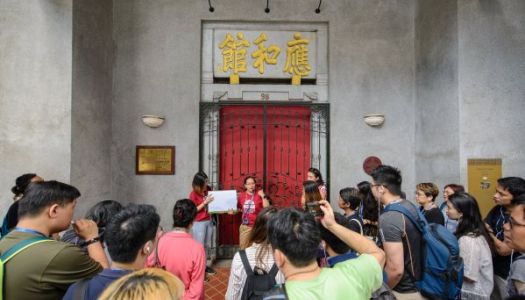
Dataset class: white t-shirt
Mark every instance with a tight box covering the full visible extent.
[459,234,494,300]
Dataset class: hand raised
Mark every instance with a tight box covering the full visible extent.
[318,200,336,229]
[73,219,99,240]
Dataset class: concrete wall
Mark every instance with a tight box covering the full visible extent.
[70,0,114,218]
[415,0,459,199]
[0,1,72,212]
[458,0,525,187]
[111,0,418,225]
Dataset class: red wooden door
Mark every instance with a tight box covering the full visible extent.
[218,105,310,246]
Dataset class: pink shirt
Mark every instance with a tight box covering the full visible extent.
[147,231,205,300]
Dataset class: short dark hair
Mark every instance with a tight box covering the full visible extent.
[17,181,80,217]
[370,165,403,196]
[268,208,320,267]
[172,199,197,228]
[319,212,353,254]
[514,195,525,220]
[85,200,123,228]
[105,204,160,263]
[339,187,361,210]
[85,200,123,243]
[11,173,37,197]
[497,177,525,201]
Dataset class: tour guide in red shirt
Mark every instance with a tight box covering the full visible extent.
[236,176,269,249]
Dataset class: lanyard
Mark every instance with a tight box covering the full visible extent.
[14,227,48,238]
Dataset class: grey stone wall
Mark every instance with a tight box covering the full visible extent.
[0,1,72,212]
[458,0,525,201]
[415,0,459,200]
[70,0,114,218]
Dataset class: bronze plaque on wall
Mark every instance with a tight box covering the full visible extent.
[136,146,175,175]
[467,158,502,217]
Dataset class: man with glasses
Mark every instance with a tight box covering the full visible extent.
[371,165,424,300]
[503,194,525,296]
[64,204,161,300]
[484,177,525,300]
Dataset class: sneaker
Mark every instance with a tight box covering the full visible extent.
[205,266,217,275]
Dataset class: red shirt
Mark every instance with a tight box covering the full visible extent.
[189,191,211,222]
[237,191,264,227]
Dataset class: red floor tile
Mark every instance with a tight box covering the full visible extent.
[205,266,231,300]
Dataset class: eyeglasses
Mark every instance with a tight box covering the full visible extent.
[509,217,525,229]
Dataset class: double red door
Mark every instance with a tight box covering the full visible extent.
[218,105,311,245]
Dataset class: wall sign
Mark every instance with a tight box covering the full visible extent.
[136,146,175,175]
[213,30,317,85]
[363,156,382,175]
[468,158,502,217]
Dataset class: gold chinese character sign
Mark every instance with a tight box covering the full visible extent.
[214,30,314,85]
[136,146,175,175]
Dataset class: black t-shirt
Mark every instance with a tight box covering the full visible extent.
[420,206,445,226]
[379,200,423,293]
[346,213,364,235]
[484,205,518,278]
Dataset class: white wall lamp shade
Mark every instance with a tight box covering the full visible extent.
[141,115,165,128]
[363,114,385,127]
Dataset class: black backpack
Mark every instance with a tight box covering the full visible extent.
[239,250,279,300]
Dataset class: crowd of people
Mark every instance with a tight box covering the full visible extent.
[0,166,524,300]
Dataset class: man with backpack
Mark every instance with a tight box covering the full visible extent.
[371,165,424,299]
[372,165,463,300]
[267,201,385,299]
[0,181,106,300]
[63,204,161,300]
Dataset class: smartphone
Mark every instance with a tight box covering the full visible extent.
[306,201,323,217]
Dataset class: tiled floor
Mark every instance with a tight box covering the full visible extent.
[205,260,232,300]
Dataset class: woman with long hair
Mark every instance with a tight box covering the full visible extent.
[188,172,216,275]
[447,192,494,300]
[301,180,323,210]
[307,168,327,200]
[357,181,380,241]
[147,199,206,300]
[1,173,44,237]
[225,206,284,300]
[237,175,269,250]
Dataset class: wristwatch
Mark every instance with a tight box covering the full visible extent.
[81,236,101,247]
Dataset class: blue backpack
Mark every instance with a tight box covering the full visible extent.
[384,203,464,299]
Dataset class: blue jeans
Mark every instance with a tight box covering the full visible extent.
[192,220,213,259]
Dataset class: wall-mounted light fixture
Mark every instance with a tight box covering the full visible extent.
[142,115,165,128]
[265,0,270,13]
[208,0,214,12]
[315,0,322,13]
[364,114,385,127]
